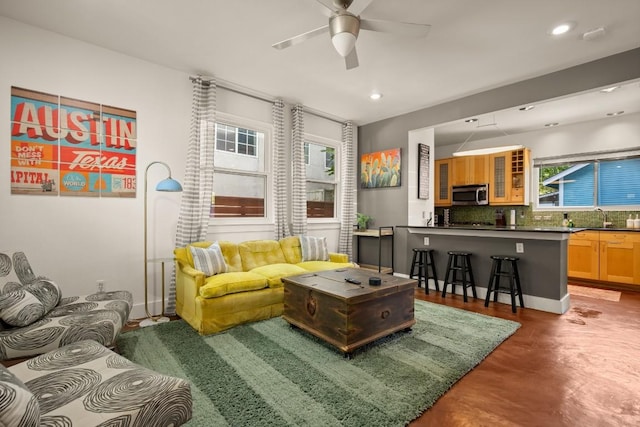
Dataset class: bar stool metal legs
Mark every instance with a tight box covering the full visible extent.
[410,248,439,294]
[484,255,525,313]
[441,251,476,302]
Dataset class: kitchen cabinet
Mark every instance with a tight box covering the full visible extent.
[568,231,640,286]
[489,148,530,205]
[434,158,452,206]
[567,231,600,280]
[451,155,489,186]
[599,232,640,285]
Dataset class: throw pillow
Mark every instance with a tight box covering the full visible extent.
[299,235,329,262]
[189,242,228,276]
[0,279,61,327]
[0,364,40,425]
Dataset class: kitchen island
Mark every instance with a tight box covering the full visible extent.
[396,225,582,314]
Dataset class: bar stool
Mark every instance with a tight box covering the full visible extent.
[409,248,439,294]
[441,251,477,302]
[484,255,524,313]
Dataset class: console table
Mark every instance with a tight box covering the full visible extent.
[353,226,394,273]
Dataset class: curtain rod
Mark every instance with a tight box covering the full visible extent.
[189,75,274,105]
[189,75,347,124]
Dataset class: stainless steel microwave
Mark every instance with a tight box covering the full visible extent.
[451,184,489,206]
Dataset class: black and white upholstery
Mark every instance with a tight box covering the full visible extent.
[0,252,132,360]
[4,340,192,426]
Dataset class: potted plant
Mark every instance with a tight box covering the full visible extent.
[356,213,372,231]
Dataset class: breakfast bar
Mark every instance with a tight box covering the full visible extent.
[397,225,580,314]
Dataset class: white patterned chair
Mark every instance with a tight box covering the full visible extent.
[0,252,132,360]
[2,339,192,426]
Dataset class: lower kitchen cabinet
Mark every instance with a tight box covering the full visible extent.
[568,231,599,280]
[568,231,640,286]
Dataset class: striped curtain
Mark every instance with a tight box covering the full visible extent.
[290,104,307,235]
[168,76,216,314]
[338,121,355,258]
[273,99,288,239]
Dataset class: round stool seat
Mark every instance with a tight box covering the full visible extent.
[490,255,519,261]
[448,251,471,256]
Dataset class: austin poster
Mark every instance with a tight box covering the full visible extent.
[10,86,137,197]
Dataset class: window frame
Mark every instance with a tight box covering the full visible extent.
[304,133,341,222]
[210,112,273,225]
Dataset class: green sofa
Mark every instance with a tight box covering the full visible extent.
[174,236,354,335]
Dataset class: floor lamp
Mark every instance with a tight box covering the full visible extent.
[140,161,183,328]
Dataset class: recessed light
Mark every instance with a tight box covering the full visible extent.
[369,92,382,100]
[550,22,573,36]
[606,111,624,116]
[519,105,535,111]
[600,86,619,93]
[545,122,559,127]
[465,118,478,123]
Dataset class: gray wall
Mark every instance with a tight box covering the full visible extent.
[357,48,640,275]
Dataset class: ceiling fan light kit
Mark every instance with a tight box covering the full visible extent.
[330,12,359,56]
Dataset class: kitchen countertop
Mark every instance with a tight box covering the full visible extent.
[397,225,640,233]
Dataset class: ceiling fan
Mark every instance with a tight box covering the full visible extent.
[272,0,431,70]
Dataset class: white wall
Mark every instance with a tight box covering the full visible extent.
[407,128,435,225]
[0,17,191,318]
[435,112,640,159]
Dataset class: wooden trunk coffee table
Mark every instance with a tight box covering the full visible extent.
[282,268,416,355]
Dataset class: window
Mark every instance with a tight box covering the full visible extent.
[305,140,339,218]
[211,119,269,218]
[536,157,640,208]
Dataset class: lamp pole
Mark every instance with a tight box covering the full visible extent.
[143,161,182,326]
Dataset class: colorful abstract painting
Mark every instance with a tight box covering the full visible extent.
[360,148,401,189]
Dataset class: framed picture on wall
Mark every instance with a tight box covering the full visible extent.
[418,143,429,199]
[360,148,401,189]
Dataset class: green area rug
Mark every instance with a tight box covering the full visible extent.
[117,300,520,426]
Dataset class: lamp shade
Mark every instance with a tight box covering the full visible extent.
[155,177,183,192]
[332,32,357,57]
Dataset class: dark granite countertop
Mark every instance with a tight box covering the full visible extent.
[397,225,640,233]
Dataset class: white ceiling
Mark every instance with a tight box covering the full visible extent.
[1,0,639,139]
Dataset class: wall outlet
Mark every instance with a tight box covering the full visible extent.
[97,280,105,293]
[516,243,524,253]
[423,237,430,246]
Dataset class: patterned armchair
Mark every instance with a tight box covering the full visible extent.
[0,252,132,360]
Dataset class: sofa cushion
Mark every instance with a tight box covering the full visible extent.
[178,241,243,272]
[0,279,61,327]
[199,272,268,298]
[297,261,355,272]
[239,240,288,271]
[190,242,228,276]
[299,235,329,261]
[279,236,303,264]
[0,364,40,426]
[250,264,308,287]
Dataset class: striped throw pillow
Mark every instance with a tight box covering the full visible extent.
[299,236,329,262]
[189,242,228,276]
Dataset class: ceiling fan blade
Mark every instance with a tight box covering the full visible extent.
[360,19,431,37]
[345,47,359,70]
[348,0,374,16]
[313,0,336,17]
[272,25,329,50]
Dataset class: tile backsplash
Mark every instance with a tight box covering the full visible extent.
[436,206,640,228]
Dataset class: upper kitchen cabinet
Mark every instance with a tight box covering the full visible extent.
[434,158,452,206]
[489,148,530,205]
[451,155,489,186]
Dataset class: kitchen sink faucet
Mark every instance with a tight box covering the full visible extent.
[595,208,613,228]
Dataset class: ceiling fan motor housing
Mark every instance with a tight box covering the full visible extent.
[329,12,360,39]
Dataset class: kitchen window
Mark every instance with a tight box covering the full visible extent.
[211,119,270,218]
[535,155,640,208]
